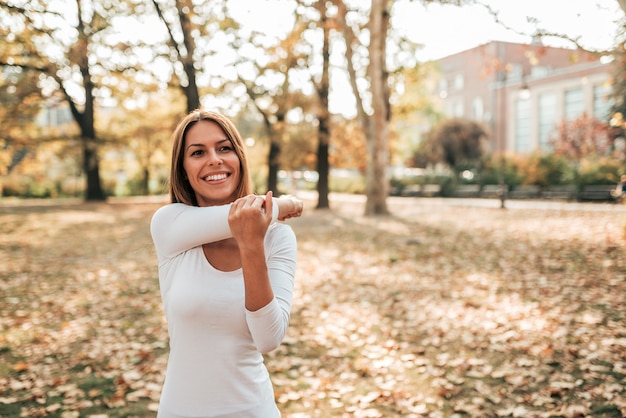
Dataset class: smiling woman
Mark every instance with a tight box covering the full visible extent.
[182,120,243,207]
[149,109,303,418]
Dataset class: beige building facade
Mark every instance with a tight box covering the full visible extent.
[435,40,614,154]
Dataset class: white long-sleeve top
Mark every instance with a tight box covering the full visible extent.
[150,203,297,418]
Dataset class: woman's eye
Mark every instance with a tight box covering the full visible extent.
[219,146,233,152]
[191,150,204,156]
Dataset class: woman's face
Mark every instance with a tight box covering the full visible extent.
[182,120,242,207]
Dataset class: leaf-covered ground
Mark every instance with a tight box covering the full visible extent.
[0,195,625,418]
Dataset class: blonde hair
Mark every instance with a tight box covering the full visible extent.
[169,109,254,205]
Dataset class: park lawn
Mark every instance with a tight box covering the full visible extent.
[0,196,625,417]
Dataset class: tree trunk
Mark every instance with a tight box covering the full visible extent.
[82,136,105,201]
[364,0,390,215]
[177,0,201,112]
[263,115,285,195]
[183,63,201,112]
[77,35,105,202]
[316,138,330,208]
[267,141,281,195]
[141,167,150,195]
[315,0,331,209]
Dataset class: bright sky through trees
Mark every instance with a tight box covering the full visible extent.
[395,0,621,61]
[85,0,623,115]
[227,0,621,116]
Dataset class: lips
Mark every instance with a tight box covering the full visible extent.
[203,173,229,182]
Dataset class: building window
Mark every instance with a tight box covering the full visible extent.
[515,97,532,153]
[564,87,584,121]
[438,78,448,99]
[454,74,464,90]
[593,84,612,121]
[438,78,448,92]
[538,92,557,150]
[471,96,483,120]
[453,99,464,117]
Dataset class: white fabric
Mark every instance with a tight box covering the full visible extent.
[150,203,297,418]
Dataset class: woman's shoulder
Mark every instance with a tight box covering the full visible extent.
[151,203,189,226]
[152,202,184,217]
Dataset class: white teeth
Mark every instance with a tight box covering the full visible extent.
[204,173,228,181]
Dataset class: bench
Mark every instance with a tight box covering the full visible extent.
[481,184,506,198]
[543,185,577,200]
[399,184,441,197]
[509,185,541,199]
[421,184,442,197]
[400,184,422,197]
[452,184,480,197]
[578,184,616,201]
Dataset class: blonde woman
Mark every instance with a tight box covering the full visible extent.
[150,109,302,417]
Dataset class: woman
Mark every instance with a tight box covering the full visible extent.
[150,109,303,417]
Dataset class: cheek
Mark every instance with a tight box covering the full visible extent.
[182,159,197,176]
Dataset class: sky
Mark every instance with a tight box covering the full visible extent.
[229,0,622,61]
[394,0,621,61]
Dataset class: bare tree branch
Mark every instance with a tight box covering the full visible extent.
[477,2,614,55]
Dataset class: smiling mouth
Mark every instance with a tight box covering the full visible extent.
[203,173,229,182]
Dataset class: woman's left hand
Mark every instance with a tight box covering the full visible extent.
[228,192,273,249]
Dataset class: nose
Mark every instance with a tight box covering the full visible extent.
[206,150,223,166]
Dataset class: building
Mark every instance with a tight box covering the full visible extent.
[435,40,614,154]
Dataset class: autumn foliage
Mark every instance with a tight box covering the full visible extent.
[552,113,612,161]
[1,196,625,417]
[417,118,489,173]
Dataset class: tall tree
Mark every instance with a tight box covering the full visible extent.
[312,0,332,209]
[151,0,201,112]
[233,15,314,194]
[333,0,391,215]
[150,0,246,114]
[0,0,114,200]
[366,0,392,215]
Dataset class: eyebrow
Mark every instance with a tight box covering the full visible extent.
[185,138,231,150]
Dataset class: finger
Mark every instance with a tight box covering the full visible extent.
[238,195,258,209]
[264,190,273,218]
[251,195,265,211]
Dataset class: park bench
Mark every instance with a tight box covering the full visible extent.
[452,184,480,197]
[543,185,577,200]
[578,184,616,202]
[509,185,541,199]
[399,184,422,197]
[480,184,505,198]
[421,184,442,197]
[399,184,441,197]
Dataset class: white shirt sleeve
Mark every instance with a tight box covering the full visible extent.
[150,201,279,263]
[245,224,297,353]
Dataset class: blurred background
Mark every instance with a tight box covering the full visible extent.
[0,0,624,211]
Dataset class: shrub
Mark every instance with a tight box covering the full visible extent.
[479,154,522,188]
[516,153,576,187]
[330,173,365,194]
[576,158,624,186]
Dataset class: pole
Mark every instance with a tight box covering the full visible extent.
[498,65,508,209]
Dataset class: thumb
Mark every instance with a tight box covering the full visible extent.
[264,190,273,220]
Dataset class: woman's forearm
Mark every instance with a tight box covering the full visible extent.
[239,243,274,312]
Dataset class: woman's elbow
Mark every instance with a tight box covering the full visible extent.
[256,335,284,354]
[255,324,288,353]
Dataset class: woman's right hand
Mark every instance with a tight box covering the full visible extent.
[276,195,303,220]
